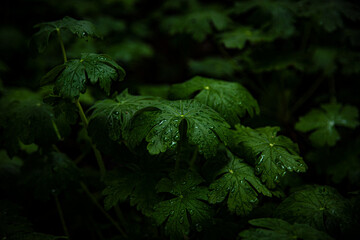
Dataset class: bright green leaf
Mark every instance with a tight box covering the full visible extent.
[209,150,271,215]
[125,100,230,158]
[170,76,259,125]
[152,170,212,239]
[42,53,125,98]
[233,125,307,188]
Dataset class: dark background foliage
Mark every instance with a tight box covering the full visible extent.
[1,0,360,239]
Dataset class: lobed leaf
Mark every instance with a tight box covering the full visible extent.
[125,100,230,158]
[295,103,359,147]
[170,76,259,125]
[233,125,307,189]
[31,16,101,53]
[42,53,125,98]
[239,218,334,240]
[275,185,354,234]
[152,170,213,239]
[209,150,271,215]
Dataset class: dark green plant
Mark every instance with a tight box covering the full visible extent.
[1,0,360,239]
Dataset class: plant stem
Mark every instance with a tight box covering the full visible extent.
[54,194,70,238]
[56,28,67,63]
[189,148,198,170]
[75,98,106,176]
[51,119,62,140]
[75,99,89,128]
[80,182,128,238]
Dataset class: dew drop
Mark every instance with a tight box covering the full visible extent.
[179,216,184,224]
[114,111,119,115]
[182,181,186,185]
[181,209,185,214]
[82,32,87,37]
[189,209,194,215]
[170,210,174,215]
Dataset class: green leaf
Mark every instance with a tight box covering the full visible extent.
[107,39,154,63]
[42,53,125,98]
[170,76,259,125]
[295,103,359,147]
[232,0,296,38]
[31,16,101,53]
[233,125,307,188]
[219,26,275,49]
[209,150,271,215]
[152,170,213,239]
[275,185,354,233]
[0,89,70,155]
[125,100,230,158]
[88,89,158,143]
[298,0,360,32]
[103,159,164,216]
[162,8,231,41]
[188,57,240,78]
[0,149,23,175]
[312,48,337,76]
[239,218,334,240]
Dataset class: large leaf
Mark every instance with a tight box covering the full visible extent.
[31,16,101,53]
[42,53,125,98]
[88,89,158,143]
[126,100,230,158]
[170,76,259,125]
[209,150,271,215]
[275,185,354,234]
[295,103,359,147]
[239,218,334,240]
[103,158,165,216]
[233,125,307,188]
[152,170,213,239]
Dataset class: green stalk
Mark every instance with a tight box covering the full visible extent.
[189,148,198,171]
[80,182,128,238]
[56,28,67,63]
[54,194,70,238]
[56,29,106,176]
[51,119,62,140]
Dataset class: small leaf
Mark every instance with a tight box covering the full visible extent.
[31,16,101,53]
[209,150,271,215]
[42,53,125,98]
[152,170,213,239]
[295,103,359,147]
[170,76,259,125]
[233,125,307,188]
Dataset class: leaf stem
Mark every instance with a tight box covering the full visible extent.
[189,148,198,170]
[80,181,128,238]
[51,119,62,140]
[75,98,106,176]
[56,28,67,63]
[54,194,70,238]
[75,99,89,128]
